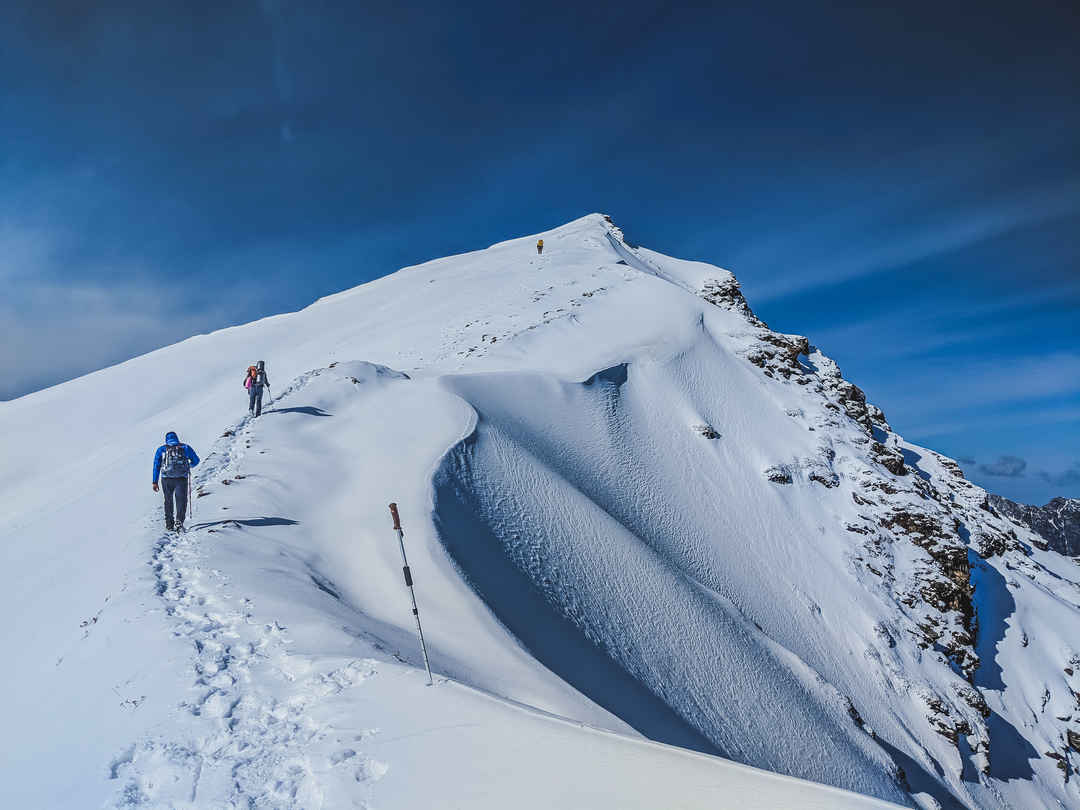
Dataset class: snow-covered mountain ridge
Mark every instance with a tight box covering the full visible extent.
[2,214,1078,809]
[987,495,1080,557]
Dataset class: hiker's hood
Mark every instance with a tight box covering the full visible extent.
[164,432,180,446]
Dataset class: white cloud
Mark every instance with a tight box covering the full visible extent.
[1,279,232,400]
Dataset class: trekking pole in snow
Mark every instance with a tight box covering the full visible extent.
[388,502,433,685]
[264,385,274,411]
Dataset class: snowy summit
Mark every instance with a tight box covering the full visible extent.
[1,214,1078,809]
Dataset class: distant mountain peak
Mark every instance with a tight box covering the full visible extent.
[987,494,1080,555]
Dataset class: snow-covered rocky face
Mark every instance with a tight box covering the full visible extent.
[988,494,1080,555]
[2,214,1077,810]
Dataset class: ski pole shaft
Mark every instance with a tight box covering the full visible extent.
[389,502,433,685]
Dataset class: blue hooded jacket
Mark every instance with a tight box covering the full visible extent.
[153,431,200,483]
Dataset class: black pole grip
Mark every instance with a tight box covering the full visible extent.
[402,565,413,587]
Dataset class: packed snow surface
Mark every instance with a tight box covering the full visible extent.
[2,214,1078,809]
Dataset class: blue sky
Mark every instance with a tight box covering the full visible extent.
[2,0,1077,503]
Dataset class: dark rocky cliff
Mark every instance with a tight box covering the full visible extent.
[987,495,1080,555]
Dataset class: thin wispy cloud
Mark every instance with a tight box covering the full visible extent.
[0,223,56,281]
[906,405,1080,440]
[749,176,1080,303]
[258,0,298,144]
[1039,463,1080,489]
[0,280,232,400]
[979,455,1027,477]
[808,280,1080,364]
[876,352,1080,424]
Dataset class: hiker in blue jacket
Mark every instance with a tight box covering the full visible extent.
[152,431,200,532]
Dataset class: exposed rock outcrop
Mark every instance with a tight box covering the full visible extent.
[746,332,810,381]
[870,441,906,476]
[700,275,767,328]
[804,349,891,436]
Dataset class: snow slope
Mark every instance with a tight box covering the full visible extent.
[2,214,1077,809]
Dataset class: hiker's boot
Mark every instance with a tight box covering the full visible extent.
[165,520,175,532]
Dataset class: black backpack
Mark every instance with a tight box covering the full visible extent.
[160,444,191,478]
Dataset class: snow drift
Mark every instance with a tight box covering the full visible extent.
[2,214,1078,809]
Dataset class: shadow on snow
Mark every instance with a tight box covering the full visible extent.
[190,517,299,529]
[432,445,723,760]
[267,406,333,417]
[962,547,1039,782]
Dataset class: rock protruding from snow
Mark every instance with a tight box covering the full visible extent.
[700,274,767,327]
[805,349,892,436]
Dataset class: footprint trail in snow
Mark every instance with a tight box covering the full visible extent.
[110,379,388,809]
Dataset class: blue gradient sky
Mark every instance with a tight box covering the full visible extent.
[2,1,1077,503]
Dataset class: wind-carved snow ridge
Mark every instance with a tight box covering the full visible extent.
[423,220,1080,809]
[431,364,905,798]
[5,213,1078,809]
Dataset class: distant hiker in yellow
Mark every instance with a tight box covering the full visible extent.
[536,239,544,255]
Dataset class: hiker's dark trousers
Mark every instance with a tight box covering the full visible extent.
[162,476,189,527]
[248,384,264,416]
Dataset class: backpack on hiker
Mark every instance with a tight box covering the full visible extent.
[160,443,191,478]
[244,365,258,389]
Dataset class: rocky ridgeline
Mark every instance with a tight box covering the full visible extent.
[987,495,1080,556]
[692,265,1080,783]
